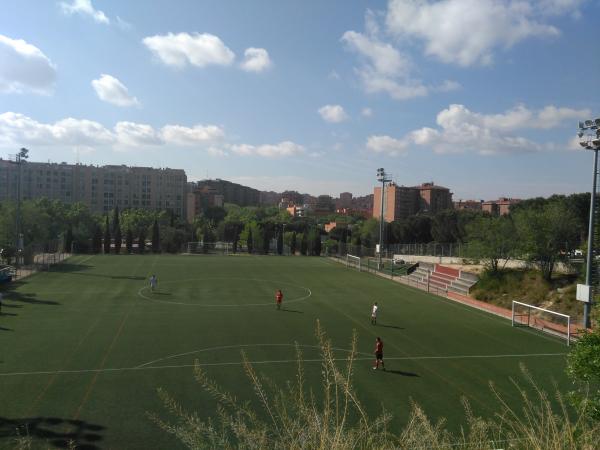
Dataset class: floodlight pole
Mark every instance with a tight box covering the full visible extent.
[376,168,391,270]
[579,118,600,330]
[584,148,598,330]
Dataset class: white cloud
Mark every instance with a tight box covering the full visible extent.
[0,35,56,94]
[161,124,225,145]
[60,0,109,24]
[385,0,563,67]
[0,111,304,158]
[231,141,305,158]
[240,47,272,72]
[91,74,139,107]
[369,103,590,156]
[0,112,114,146]
[341,28,429,100]
[366,135,409,156]
[142,32,235,68]
[318,104,349,123]
[114,122,163,147]
[362,107,373,117]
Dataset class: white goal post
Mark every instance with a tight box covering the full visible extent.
[346,254,361,271]
[186,242,233,255]
[512,301,571,346]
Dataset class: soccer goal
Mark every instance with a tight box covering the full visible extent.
[346,254,361,271]
[186,242,233,255]
[512,301,571,345]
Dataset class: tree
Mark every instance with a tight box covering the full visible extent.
[113,206,122,254]
[465,215,516,273]
[313,230,322,256]
[513,203,580,281]
[247,228,253,254]
[64,225,73,253]
[566,328,600,420]
[138,229,146,254]
[92,224,102,254]
[262,226,270,255]
[277,228,284,255]
[103,216,111,254]
[300,233,308,255]
[152,219,160,253]
[125,228,133,254]
[290,232,297,255]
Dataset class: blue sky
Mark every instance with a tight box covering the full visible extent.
[1,0,599,200]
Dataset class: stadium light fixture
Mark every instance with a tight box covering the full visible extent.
[376,168,392,271]
[578,118,600,330]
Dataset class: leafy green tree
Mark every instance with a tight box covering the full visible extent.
[103,216,111,254]
[513,203,580,281]
[113,206,122,254]
[152,219,160,253]
[261,225,270,254]
[566,328,600,420]
[125,228,133,254]
[290,232,297,255]
[466,215,516,273]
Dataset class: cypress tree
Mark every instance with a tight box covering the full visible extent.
[138,229,146,254]
[103,216,111,254]
[113,206,122,254]
[262,226,270,254]
[247,228,253,254]
[92,224,102,254]
[277,228,284,255]
[290,232,297,255]
[314,231,322,256]
[300,233,308,255]
[152,219,160,253]
[64,225,73,253]
[125,228,133,254]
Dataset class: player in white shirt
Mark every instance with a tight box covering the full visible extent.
[149,274,157,292]
[371,302,378,325]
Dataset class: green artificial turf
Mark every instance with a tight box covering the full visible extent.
[0,255,570,449]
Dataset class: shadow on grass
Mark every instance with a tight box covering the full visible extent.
[0,416,105,449]
[0,326,12,332]
[384,369,420,377]
[1,289,60,307]
[152,292,172,296]
[281,308,303,314]
[377,324,404,330]
[48,263,92,274]
[66,272,145,281]
[0,312,17,317]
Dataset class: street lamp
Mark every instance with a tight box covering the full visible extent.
[577,118,600,329]
[376,168,391,270]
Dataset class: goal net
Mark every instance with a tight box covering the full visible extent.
[186,242,234,255]
[346,254,361,272]
[512,301,571,345]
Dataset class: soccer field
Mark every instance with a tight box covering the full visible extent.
[0,255,569,449]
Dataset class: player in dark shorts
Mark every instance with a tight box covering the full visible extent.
[275,289,283,310]
[373,337,385,370]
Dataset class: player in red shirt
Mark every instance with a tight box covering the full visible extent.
[275,289,283,310]
[373,337,385,370]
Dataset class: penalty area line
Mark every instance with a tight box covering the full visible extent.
[0,352,566,377]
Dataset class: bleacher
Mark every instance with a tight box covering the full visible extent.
[404,262,478,295]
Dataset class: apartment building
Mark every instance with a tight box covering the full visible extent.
[0,159,187,216]
[373,182,453,222]
[482,197,520,215]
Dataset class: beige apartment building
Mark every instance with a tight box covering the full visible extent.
[373,182,453,222]
[0,159,187,216]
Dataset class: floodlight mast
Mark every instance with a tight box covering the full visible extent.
[376,168,392,270]
[578,118,600,329]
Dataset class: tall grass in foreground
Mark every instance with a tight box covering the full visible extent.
[149,321,599,449]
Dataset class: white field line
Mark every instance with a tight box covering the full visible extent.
[0,353,566,377]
